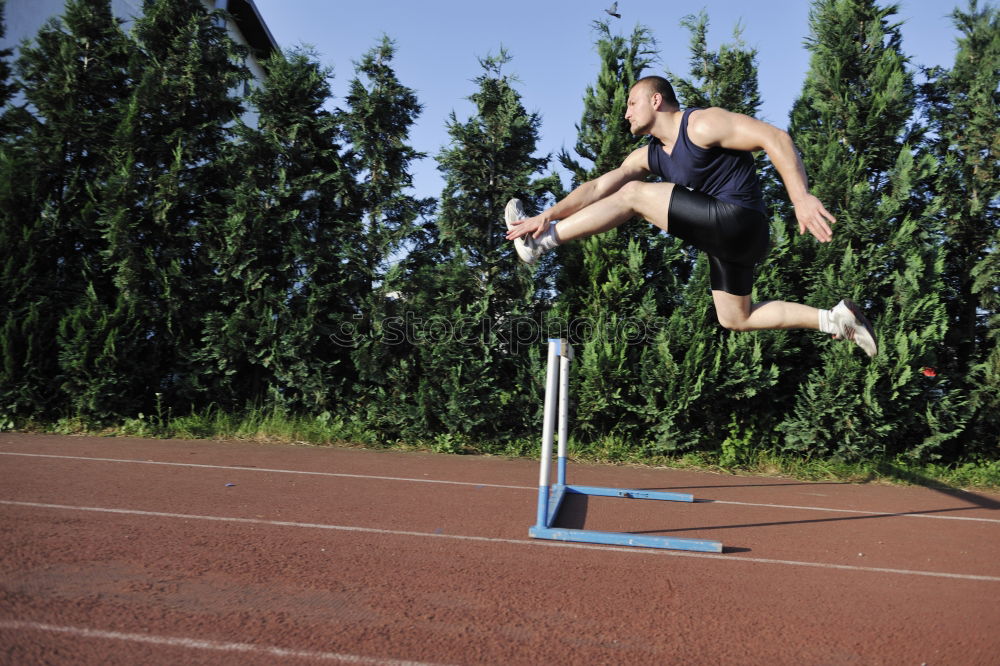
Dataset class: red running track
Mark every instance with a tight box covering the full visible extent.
[1,433,998,664]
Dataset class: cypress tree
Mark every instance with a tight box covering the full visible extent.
[387,50,558,443]
[0,0,27,140]
[436,50,558,267]
[556,20,661,307]
[639,12,787,458]
[96,0,250,415]
[669,10,781,206]
[559,22,658,183]
[0,0,15,114]
[669,11,762,115]
[556,20,660,300]
[777,0,950,461]
[921,0,999,457]
[968,222,1000,458]
[552,21,683,443]
[343,35,432,291]
[195,47,354,411]
[0,0,26,425]
[0,0,133,422]
[341,36,434,421]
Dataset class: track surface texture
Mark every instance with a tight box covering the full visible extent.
[1,433,998,665]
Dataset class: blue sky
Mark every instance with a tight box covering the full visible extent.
[252,0,962,199]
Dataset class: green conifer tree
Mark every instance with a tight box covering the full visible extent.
[386,50,558,443]
[0,0,27,425]
[552,21,684,443]
[559,22,658,183]
[669,11,761,115]
[921,0,999,458]
[344,36,432,289]
[195,47,354,411]
[341,36,435,420]
[436,50,558,266]
[556,21,662,310]
[0,0,15,114]
[96,0,250,415]
[0,0,133,422]
[638,12,786,459]
[968,223,1000,458]
[669,10,781,206]
[777,0,951,461]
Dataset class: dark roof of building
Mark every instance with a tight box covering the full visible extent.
[228,0,279,58]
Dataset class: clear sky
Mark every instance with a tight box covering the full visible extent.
[252,0,963,200]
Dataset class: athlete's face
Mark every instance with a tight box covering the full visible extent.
[625,84,658,135]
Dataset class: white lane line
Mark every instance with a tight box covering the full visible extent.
[0,451,528,490]
[705,499,1000,523]
[2,451,998,524]
[3,499,999,583]
[0,619,445,665]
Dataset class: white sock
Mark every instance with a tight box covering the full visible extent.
[533,225,560,252]
[818,308,836,334]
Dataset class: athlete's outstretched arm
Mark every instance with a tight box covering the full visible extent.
[687,108,836,243]
[505,147,650,240]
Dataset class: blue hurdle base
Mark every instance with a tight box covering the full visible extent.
[530,482,723,553]
[530,339,722,554]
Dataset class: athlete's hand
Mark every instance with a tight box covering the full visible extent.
[793,194,835,242]
[505,214,551,241]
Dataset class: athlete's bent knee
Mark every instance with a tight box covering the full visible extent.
[716,310,752,332]
[616,179,646,203]
[618,180,671,225]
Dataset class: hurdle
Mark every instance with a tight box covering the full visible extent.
[528,338,723,553]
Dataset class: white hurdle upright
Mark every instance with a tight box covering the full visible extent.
[528,338,723,553]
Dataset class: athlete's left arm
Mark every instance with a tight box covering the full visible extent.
[687,107,835,243]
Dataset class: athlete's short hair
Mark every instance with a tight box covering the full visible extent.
[634,76,679,109]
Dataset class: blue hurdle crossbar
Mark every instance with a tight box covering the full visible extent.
[529,338,723,553]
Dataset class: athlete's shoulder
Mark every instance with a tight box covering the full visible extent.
[686,107,738,147]
[685,106,729,130]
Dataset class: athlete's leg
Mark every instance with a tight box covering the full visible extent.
[712,291,821,332]
[712,290,878,356]
[505,181,674,263]
[550,181,675,243]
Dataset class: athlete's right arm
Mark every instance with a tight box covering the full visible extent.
[506,146,650,240]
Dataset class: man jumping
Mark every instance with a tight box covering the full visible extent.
[504,75,877,356]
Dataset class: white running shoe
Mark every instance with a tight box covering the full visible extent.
[505,198,544,264]
[830,299,878,357]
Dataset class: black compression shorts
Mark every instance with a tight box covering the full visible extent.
[667,187,770,296]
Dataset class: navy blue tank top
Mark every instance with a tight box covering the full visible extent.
[647,108,766,214]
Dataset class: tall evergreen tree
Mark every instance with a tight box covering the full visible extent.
[669,10,781,206]
[553,21,683,442]
[195,47,354,411]
[777,0,951,461]
[382,50,558,443]
[968,222,1000,458]
[0,0,16,115]
[436,50,558,267]
[0,0,133,422]
[921,0,1000,457]
[94,0,250,415]
[669,11,761,116]
[638,12,787,458]
[343,36,432,292]
[0,0,25,426]
[341,36,435,419]
[559,22,658,183]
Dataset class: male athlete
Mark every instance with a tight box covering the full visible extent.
[505,76,877,356]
